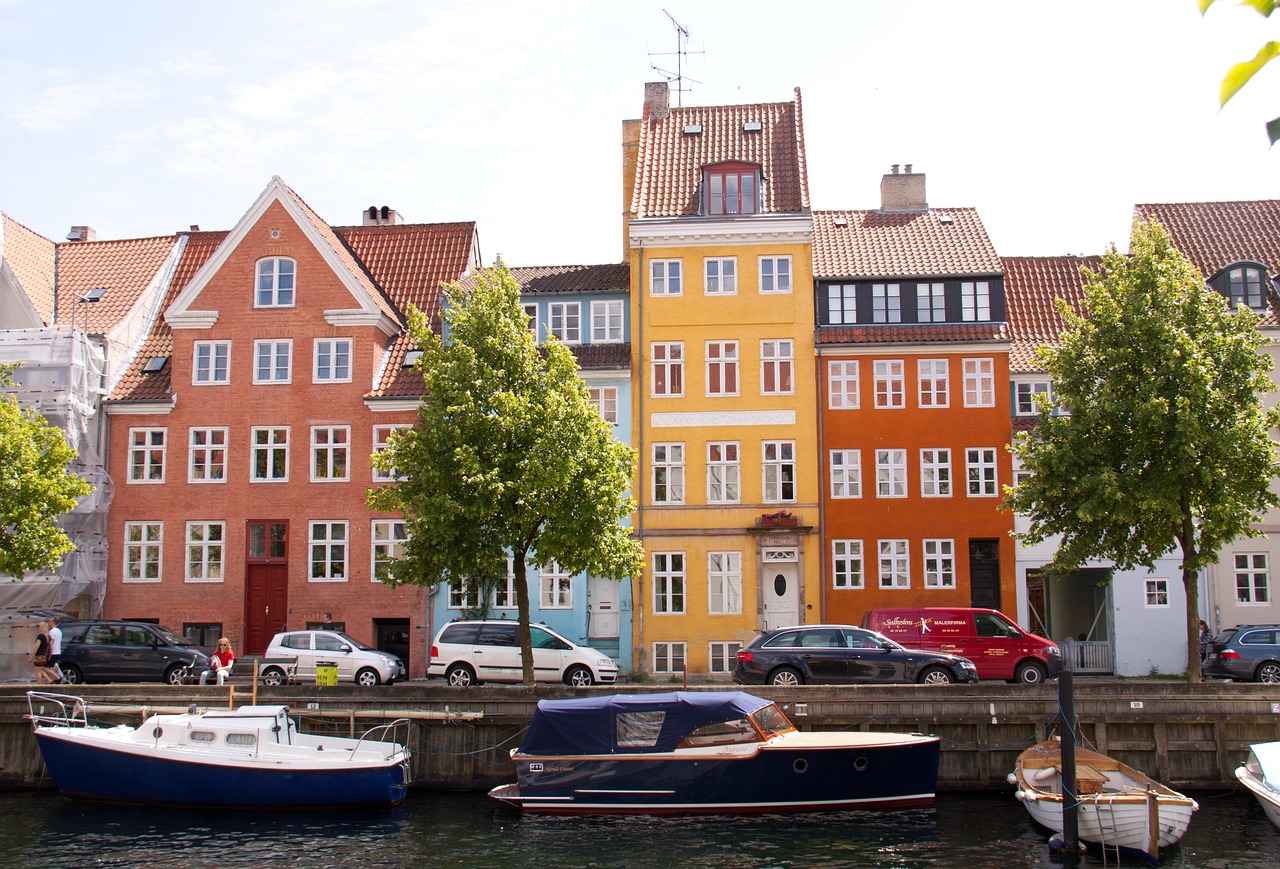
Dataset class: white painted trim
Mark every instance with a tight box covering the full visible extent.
[817,340,1011,356]
[630,214,811,249]
[105,400,176,415]
[651,409,795,428]
[365,399,422,413]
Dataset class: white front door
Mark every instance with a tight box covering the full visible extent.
[762,565,800,630]
[588,575,620,639]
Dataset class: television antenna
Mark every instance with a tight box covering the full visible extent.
[648,9,703,106]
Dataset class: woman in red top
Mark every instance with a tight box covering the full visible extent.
[200,638,235,685]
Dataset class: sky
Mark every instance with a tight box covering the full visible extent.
[1,0,1277,268]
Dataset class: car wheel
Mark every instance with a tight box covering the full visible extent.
[355,667,381,688]
[165,664,188,686]
[61,664,84,685]
[1014,661,1047,684]
[260,666,286,686]
[768,666,804,687]
[445,663,477,687]
[564,665,594,687]
[918,666,954,685]
[1256,661,1280,683]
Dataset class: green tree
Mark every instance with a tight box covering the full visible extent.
[0,362,94,577]
[1201,0,1280,144]
[368,265,643,685]
[1004,219,1280,681]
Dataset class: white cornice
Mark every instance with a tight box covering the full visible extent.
[651,409,796,428]
[104,399,176,416]
[630,214,811,249]
[324,309,400,336]
[166,311,219,330]
[817,339,1012,356]
[365,398,422,413]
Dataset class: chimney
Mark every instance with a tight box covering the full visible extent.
[644,81,670,120]
[362,205,404,226]
[880,164,927,212]
[65,225,97,242]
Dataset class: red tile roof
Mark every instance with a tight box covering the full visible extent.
[812,208,1002,279]
[54,235,180,334]
[1,213,56,324]
[505,262,630,294]
[1134,200,1280,281]
[817,322,1009,346]
[1002,255,1099,371]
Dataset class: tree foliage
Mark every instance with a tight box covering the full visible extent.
[1005,219,1280,680]
[368,266,643,684]
[0,362,94,577]
[1201,0,1280,144]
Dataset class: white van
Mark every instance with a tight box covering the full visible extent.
[429,620,618,686]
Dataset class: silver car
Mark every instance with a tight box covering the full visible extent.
[263,630,406,687]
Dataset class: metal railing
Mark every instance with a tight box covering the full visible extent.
[1060,639,1114,674]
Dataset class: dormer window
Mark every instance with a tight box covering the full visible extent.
[1218,262,1268,311]
[256,257,296,308]
[704,162,759,216]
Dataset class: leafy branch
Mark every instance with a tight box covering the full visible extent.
[1201,0,1280,143]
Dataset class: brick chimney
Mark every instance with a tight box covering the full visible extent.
[644,81,670,120]
[65,225,97,242]
[362,206,404,226]
[880,164,927,212]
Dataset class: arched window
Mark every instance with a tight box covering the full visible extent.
[1214,261,1268,311]
[256,257,296,308]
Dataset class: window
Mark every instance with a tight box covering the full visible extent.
[706,163,757,215]
[654,642,687,673]
[1016,381,1052,416]
[829,449,862,498]
[966,447,998,496]
[961,281,991,321]
[707,552,742,614]
[874,360,905,408]
[1228,265,1265,309]
[1144,578,1170,607]
[1236,553,1271,604]
[540,560,572,609]
[876,448,907,498]
[193,341,230,385]
[653,552,686,614]
[963,358,995,407]
[521,302,538,335]
[591,300,624,342]
[651,259,682,296]
[188,427,227,482]
[492,559,516,609]
[253,339,292,384]
[878,539,910,588]
[709,641,742,673]
[923,539,955,588]
[124,522,162,582]
[255,258,295,307]
[371,519,407,582]
[832,540,864,589]
[314,338,352,383]
[760,256,792,293]
[652,442,685,504]
[761,340,793,394]
[651,342,684,397]
[186,521,224,582]
[311,426,350,481]
[706,442,740,504]
[828,360,860,409]
[589,386,618,424]
[705,257,737,294]
[705,341,739,396]
[372,424,409,481]
[762,440,796,502]
[918,359,949,408]
[128,428,166,482]
[917,282,945,322]
[184,623,223,647]
[310,521,348,581]
[872,283,901,323]
[251,427,289,482]
[827,284,857,324]
[448,579,478,610]
[548,301,581,343]
[920,448,952,497]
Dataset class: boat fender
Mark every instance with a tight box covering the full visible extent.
[1006,772,1017,785]
[1048,834,1085,856]
[1031,766,1056,783]
[1015,789,1036,802]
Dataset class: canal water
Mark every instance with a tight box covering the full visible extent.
[1,788,1275,868]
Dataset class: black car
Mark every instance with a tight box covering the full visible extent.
[732,624,979,686]
[1202,625,1280,683]
[58,620,211,685]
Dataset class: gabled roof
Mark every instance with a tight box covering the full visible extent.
[54,234,181,334]
[813,208,1002,279]
[1134,200,1280,281]
[1002,255,1099,372]
[505,262,629,295]
[1,213,56,324]
[630,89,809,218]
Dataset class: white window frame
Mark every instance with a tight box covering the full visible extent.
[876,448,907,498]
[705,340,739,397]
[548,301,581,344]
[372,424,409,482]
[253,339,293,384]
[590,299,624,343]
[651,342,684,397]
[1235,553,1271,604]
[963,357,995,407]
[124,522,163,583]
[707,551,743,615]
[250,426,289,482]
[540,560,573,609]
[709,641,742,673]
[961,280,991,321]
[309,521,349,582]
[128,427,167,483]
[310,425,351,482]
[522,302,539,337]
[917,282,945,323]
[923,539,955,588]
[828,359,860,409]
[188,426,228,483]
[371,519,407,582]
[920,448,952,498]
[706,441,740,504]
[873,359,905,408]
[1016,380,1052,416]
[832,539,864,589]
[652,442,685,504]
[830,449,862,499]
[1144,577,1170,608]
[255,257,296,308]
[589,386,619,424]
[918,359,949,408]
[878,539,910,589]
[313,338,353,383]
[760,340,794,395]
[448,579,478,610]
[185,521,225,583]
[654,641,687,673]
[966,447,998,497]
[704,257,737,295]
[827,284,857,324]
[872,283,901,323]
[492,558,516,609]
[762,440,796,503]
[651,259,682,296]
[192,341,230,385]
[653,552,686,614]
[759,256,792,294]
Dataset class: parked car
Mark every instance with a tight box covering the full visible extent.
[862,607,1061,683]
[1202,625,1280,683]
[732,624,979,686]
[58,620,210,685]
[263,630,406,687]
[429,620,619,686]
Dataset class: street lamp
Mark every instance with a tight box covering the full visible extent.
[76,287,106,334]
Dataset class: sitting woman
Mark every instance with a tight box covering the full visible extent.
[200,638,236,685]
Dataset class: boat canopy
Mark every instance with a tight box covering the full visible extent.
[519,691,775,756]
[1251,741,1280,790]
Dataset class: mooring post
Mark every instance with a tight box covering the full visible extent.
[1060,665,1079,863]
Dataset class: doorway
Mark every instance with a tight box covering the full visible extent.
[761,548,800,630]
[244,521,289,656]
[968,538,1001,610]
[375,618,411,675]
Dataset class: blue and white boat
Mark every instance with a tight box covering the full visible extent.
[488,690,940,816]
[26,691,410,808]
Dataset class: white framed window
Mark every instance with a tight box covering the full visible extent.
[827,284,857,324]
[832,539,864,589]
[590,300,624,343]
[492,559,516,608]
[251,427,289,482]
[828,360,860,409]
[706,441,740,504]
[188,427,227,483]
[253,339,292,384]
[709,641,742,673]
[589,386,619,424]
[759,256,792,293]
[1016,381,1052,416]
[124,522,162,583]
[653,552,686,614]
[873,359,905,408]
[705,340,739,396]
[651,342,684,397]
[193,341,230,385]
[540,560,572,609]
[128,428,166,483]
[923,539,955,588]
[917,282,945,323]
[309,521,348,581]
[255,257,296,307]
[920,448,952,497]
[1145,578,1170,607]
[651,259,682,296]
[704,257,737,294]
[372,424,409,481]
[314,338,352,383]
[653,442,685,504]
[521,302,539,336]
[548,301,581,343]
[762,440,796,502]
[185,521,224,582]
[448,579,478,610]
[872,283,901,323]
[654,642,687,673]
[966,447,998,496]
[878,539,910,589]
[707,551,742,614]
[761,340,794,395]
[963,357,995,407]
[876,448,907,498]
[371,519,407,582]
[961,280,991,321]
[918,359,949,408]
[311,426,350,481]
[1236,553,1271,604]
[830,449,862,499]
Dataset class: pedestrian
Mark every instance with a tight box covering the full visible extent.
[30,622,57,684]
[47,616,65,683]
[322,613,337,631]
[1198,619,1212,661]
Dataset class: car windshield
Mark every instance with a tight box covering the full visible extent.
[336,633,372,651]
[863,630,903,650]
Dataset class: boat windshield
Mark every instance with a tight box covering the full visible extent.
[749,703,798,739]
[678,716,762,747]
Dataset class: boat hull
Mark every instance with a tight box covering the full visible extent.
[1016,789,1196,855]
[1236,765,1280,830]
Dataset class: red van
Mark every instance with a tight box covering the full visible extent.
[862,607,1060,683]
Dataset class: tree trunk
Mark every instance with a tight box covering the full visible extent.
[1179,502,1202,683]
[513,549,534,685]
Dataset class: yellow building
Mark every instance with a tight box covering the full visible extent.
[622,82,817,678]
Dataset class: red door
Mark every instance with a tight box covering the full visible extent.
[244,522,289,655]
